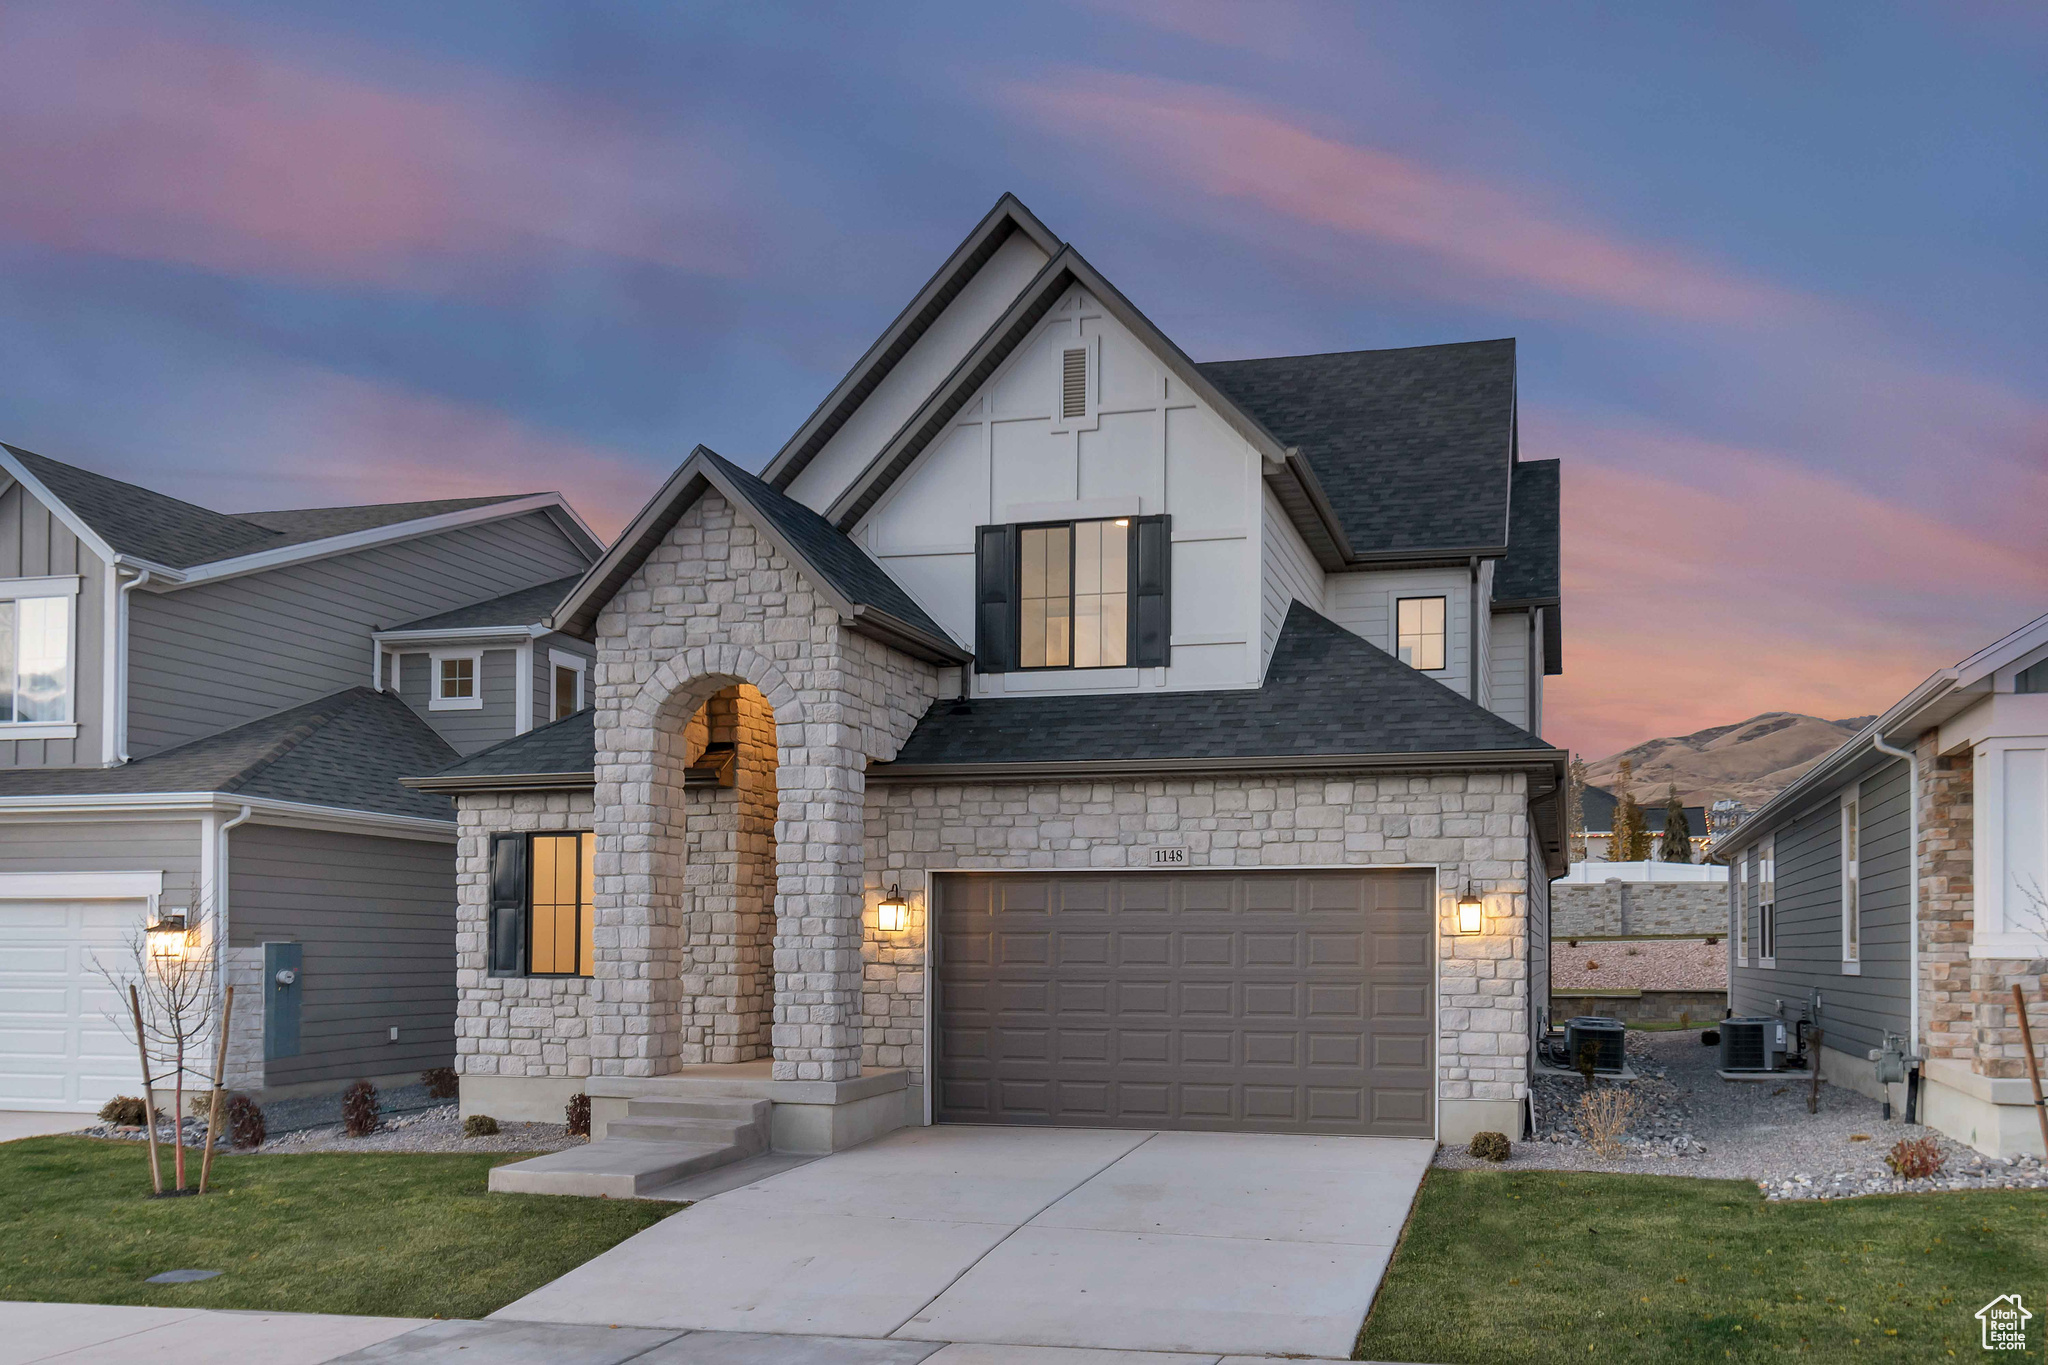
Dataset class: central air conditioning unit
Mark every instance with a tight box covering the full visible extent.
[1563,1016,1627,1074]
[1720,1017,1788,1072]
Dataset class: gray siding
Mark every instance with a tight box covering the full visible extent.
[535,632,595,723]
[397,647,519,756]
[126,511,588,756]
[1729,758,1910,1057]
[0,483,108,769]
[0,817,202,902]
[228,822,456,1087]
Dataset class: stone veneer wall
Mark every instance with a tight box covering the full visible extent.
[679,684,778,1063]
[1551,881,1727,939]
[1921,733,1975,1064]
[592,490,938,1081]
[862,772,1534,1111]
[221,947,266,1090]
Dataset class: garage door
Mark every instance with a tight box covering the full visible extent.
[935,871,1434,1136]
[0,899,152,1112]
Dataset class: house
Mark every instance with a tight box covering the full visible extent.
[1715,610,2048,1157]
[1578,784,1709,862]
[0,444,599,1113]
[414,193,1566,1173]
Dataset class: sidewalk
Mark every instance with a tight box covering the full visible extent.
[0,1301,423,1364]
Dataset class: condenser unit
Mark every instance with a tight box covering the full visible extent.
[1563,1016,1627,1074]
[1720,1017,1788,1072]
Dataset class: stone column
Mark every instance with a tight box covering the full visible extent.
[1919,732,1974,1063]
[771,727,868,1082]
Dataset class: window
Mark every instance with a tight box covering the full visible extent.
[1396,596,1447,672]
[2019,658,2048,694]
[1734,854,1750,963]
[1841,797,1861,967]
[1757,837,1777,964]
[978,516,1169,673]
[0,592,70,724]
[549,649,586,721]
[488,831,595,978]
[430,649,483,711]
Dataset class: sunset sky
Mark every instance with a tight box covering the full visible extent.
[1,1,2041,760]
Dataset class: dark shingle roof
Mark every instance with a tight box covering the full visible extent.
[1197,340,1515,557]
[882,602,1551,770]
[1496,460,1559,603]
[699,450,954,644]
[391,576,581,633]
[0,689,456,821]
[407,709,595,790]
[3,444,527,570]
[1581,785,1704,837]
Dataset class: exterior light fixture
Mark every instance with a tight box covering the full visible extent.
[876,885,910,934]
[1455,886,1484,936]
[147,913,190,961]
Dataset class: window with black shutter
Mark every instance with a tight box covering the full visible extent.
[486,831,596,978]
[973,515,1169,673]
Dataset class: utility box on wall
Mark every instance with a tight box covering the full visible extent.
[263,941,303,1060]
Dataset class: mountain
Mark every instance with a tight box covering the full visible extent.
[1583,712,1875,811]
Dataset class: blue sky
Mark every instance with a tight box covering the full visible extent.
[0,0,2040,756]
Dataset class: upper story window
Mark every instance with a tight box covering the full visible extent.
[487,831,594,978]
[975,516,1170,674]
[430,649,483,712]
[550,649,586,721]
[1396,596,1447,672]
[1841,796,1861,967]
[0,578,76,726]
[2018,658,2048,693]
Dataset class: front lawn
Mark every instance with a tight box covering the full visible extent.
[0,1137,674,1320]
[1358,1169,2048,1363]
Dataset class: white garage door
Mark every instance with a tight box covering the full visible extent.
[0,898,153,1112]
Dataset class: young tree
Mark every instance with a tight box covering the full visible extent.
[93,900,218,1192]
[1567,755,1589,864]
[1611,759,1650,861]
[1660,785,1694,863]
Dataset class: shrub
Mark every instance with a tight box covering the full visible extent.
[1885,1136,1945,1180]
[565,1093,591,1137]
[226,1094,266,1149]
[420,1066,459,1100]
[463,1114,500,1138]
[188,1092,218,1118]
[98,1095,150,1126]
[341,1080,380,1138]
[1576,1085,1640,1159]
[1468,1131,1511,1162]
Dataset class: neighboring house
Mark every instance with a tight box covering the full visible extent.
[0,444,599,1113]
[1715,610,2048,1157]
[413,194,1566,1159]
[1579,784,1709,862]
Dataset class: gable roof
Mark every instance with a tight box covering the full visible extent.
[404,708,596,793]
[1197,341,1516,560]
[550,445,967,664]
[1580,784,1704,838]
[0,688,457,822]
[0,443,600,580]
[388,575,582,634]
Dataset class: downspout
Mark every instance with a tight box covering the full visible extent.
[1468,556,1481,703]
[1870,733,1920,1117]
[212,803,254,1087]
[114,568,152,764]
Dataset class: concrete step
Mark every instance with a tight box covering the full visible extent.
[625,1096,772,1125]
[487,1139,747,1198]
[604,1115,767,1150]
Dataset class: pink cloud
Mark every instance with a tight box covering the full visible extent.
[996,69,1810,324]
[0,3,748,287]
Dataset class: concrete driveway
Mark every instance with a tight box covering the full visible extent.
[494,1125,1431,1359]
[0,1113,89,1143]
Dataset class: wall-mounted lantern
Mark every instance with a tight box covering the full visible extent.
[876,885,910,934]
[1455,885,1484,936]
[147,912,191,962]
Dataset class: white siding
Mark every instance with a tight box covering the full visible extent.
[1325,566,1475,700]
[1260,483,1324,672]
[1489,609,1532,731]
[859,286,1266,696]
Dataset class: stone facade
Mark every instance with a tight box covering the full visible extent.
[1551,881,1726,939]
[862,772,1535,1112]
[1920,733,1975,1064]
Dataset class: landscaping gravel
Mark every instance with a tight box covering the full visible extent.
[69,1103,586,1156]
[1435,1027,2048,1201]
[1550,938,1726,992]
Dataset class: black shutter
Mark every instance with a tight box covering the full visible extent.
[1130,514,1171,667]
[488,833,527,977]
[974,523,1018,673]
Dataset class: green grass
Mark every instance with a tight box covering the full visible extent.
[1628,1019,1715,1032]
[0,1137,676,1319]
[1357,1169,2048,1363]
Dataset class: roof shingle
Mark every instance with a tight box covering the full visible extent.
[390,576,581,633]
[407,709,595,790]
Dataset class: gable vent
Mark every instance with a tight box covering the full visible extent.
[1060,346,1088,421]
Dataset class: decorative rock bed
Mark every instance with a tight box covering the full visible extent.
[67,1103,586,1156]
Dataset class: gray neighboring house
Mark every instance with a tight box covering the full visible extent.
[0,444,599,1113]
[1715,609,2048,1158]
[408,194,1569,1178]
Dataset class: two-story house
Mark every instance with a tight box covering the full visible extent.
[411,195,1565,1192]
[0,444,599,1114]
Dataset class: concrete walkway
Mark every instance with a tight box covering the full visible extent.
[494,1125,1432,1359]
[0,1301,423,1364]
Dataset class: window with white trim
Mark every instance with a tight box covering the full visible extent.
[0,578,76,726]
[1735,853,1750,963]
[430,649,484,711]
[1396,596,1447,672]
[549,649,586,721]
[1841,796,1861,966]
[1757,836,1776,965]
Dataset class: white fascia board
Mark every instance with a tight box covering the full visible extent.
[373,624,547,646]
[1955,609,2048,685]
[0,869,164,900]
[0,791,454,841]
[0,446,120,563]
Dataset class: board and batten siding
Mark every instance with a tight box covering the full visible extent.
[857,286,1265,695]
[125,511,589,757]
[1259,483,1325,672]
[0,482,108,769]
[397,647,519,756]
[227,822,456,1087]
[1729,758,1910,1057]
